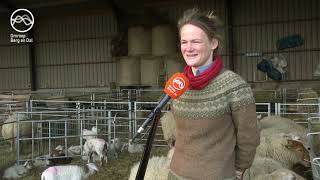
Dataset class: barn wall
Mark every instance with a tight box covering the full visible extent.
[232,0,320,82]
[35,10,117,89]
[0,16,31,90]
[0,0,319,91]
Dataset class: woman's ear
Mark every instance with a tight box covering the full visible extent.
[211,38,219,50]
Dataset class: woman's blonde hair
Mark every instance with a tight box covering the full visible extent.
[178,8,223,54]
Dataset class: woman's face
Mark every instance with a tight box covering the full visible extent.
[180,24,218,69]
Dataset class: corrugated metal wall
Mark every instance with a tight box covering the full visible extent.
[0,0,319,91]
[233,0,320,82]
[0,17,31,90]
[151,0,320,82]
[35,10,117,89]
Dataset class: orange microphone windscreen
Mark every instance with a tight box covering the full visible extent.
[164,72,190,99]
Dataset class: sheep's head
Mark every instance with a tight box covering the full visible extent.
[87,163,99,172]
[277,171,296,180]
[286,139,310,166]
[23,160,34,170]
[282,133,301,141]
[55,145,64,151]
[50,148,64,157]
[91,126,98,133]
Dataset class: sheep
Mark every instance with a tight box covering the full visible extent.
[1,112,31,151]
[286,139,310,161]
[40,163,98,180]
[243,157,284,180]
[82,126,98,141]
[33,156,50,167]
[128,156,170,180]
[121,139,144,154]
[259,116,307,138]
[67,145,82,156]
[128,148,174,180]
[48,145,72,166]
[3,160,33,179]
[107,138,123,159]
[111,138,123,151]
[160,111,176,147]
[256,132,310,169]
[83,138,108,166]
[259,116,308,148]
[254,168,305,180]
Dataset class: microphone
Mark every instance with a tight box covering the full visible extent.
[133,72,189,141]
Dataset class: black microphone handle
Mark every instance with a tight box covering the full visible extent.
[133,95,171,140]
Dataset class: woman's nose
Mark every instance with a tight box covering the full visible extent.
[185,43,194,51]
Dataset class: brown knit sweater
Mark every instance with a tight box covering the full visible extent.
[170,69,260,180]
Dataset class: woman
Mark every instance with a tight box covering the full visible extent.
[168,9,260,180]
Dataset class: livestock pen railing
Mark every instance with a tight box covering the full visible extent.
[10,100,273,164]
[275,100,320,124]
[307,117,320,180]
[16,100,131,164]
[133,101,171,146]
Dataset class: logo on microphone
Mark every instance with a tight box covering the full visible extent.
[172,77,185,90]
[164,72,189,99]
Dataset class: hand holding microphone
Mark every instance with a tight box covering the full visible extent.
[132,72,189,140]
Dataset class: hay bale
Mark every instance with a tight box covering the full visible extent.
[152,25,177,56]
[140,56,163,87]
[163,54,185,80]
[117,56,141,86]
[128,26,151,55]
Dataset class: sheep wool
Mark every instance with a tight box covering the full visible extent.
[254,168,305,180]
[84,138,107,166]
[243,157,283,180]
[256,133,304,169]
[1,112,31,151]
[41,163,98,180]
[3,161,33,179]
[160,111,176,146]
[259,116,307,137]
[128,156,171,180]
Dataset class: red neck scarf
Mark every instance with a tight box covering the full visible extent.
[183,55,224,90]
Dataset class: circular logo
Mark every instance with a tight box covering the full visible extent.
[10,9,34,33]
[172,77,185,90]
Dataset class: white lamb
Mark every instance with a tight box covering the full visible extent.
[108,138,123,159]
[82,126,98,141]
[83,138,107,166]
[40,163,98,180]
[1,112,31,151]
[3,160,33,179]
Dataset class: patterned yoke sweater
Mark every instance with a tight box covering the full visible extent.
[169,69,260,180]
